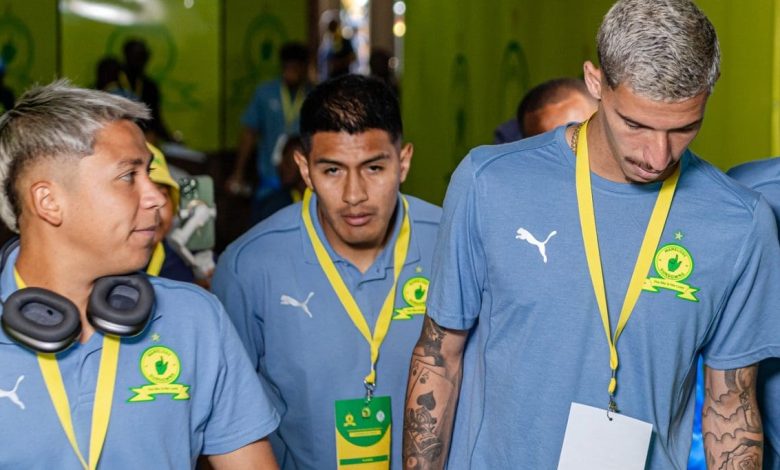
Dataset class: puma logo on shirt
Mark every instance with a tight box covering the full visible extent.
[516,227,557,264]
[0,375,25,410]
[281,292,315,318]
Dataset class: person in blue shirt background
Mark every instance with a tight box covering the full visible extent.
[0,80,279,469]
[226,42,311,224]
[727,156,780,470]
[213,74,441,469]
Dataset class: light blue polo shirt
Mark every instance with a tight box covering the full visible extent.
[213,193,441,469]
[241,79,308,193]
[0,247,279,469]
[728,156,780,470]
[428,126,780,469]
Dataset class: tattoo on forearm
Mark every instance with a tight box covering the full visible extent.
[403,317,462,470]
[702,366,763,470]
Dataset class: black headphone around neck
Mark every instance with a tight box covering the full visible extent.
[0,237,155,353]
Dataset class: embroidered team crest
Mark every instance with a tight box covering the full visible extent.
[393,277,429,320]
[128,345,191,402]
[642,243,699,302]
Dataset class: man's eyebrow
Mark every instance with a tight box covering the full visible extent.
[116,154,151,170]
[616,110,702,131]
[313,153,391,165]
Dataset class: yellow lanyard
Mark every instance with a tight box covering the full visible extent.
[145,242,165,277]
[280,84,305,131]
[15,270,119,470]
[301,189,410,395]
[574,120,680,412]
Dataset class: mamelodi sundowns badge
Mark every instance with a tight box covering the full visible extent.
[334,396,392,469]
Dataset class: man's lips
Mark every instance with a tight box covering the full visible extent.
[133,225,158,238]
[341,212,374,227]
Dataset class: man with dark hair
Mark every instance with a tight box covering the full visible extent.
[516,78,597,138]
[0,80,279,468]
[120,38,171,143]
[227,42,311,224]
[404,0,780,469]
[493,77,597,143]
[213,74,441,469]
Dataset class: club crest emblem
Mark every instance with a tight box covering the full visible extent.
[393,276,429,320]
[643,243,699,302]
[129,345,190,402]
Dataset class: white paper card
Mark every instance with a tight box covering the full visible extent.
[557,402,653,470]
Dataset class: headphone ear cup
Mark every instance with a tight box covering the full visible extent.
[1,287,82,353]
[88,274,154,337]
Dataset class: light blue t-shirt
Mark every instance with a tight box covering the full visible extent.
[428,126,780,469]
[241,79,307,193]
[728,156,780,470]
[213,193,441,469]
[0,247,279,469]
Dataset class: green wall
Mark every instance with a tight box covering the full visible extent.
[0,0,57,101]
[61,0,221,150]
[402,0,779,205]
[0,0,308,152]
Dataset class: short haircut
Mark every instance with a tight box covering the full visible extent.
[279,42,309,65]
[299,74,402,154]
[597,0,720,101]
[0,79,150,232]
[517,78,590,134]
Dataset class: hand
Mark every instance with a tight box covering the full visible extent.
[225,172,251,197]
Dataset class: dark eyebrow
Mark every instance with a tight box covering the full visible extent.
[616,110,702,131]
[313,153,391,166]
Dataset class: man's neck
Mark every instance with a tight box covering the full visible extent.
[567,112,629,183]
[15,239,97,343]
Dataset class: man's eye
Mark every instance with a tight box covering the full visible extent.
[120,171,137,182]
[367,165,384,173]
[625,121,640,129]
[324,167,340,175]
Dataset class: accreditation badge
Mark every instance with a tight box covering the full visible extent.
[557,402,653,470]
[334,396,392,469]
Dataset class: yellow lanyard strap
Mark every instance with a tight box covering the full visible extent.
[301,189,411,391]
[15,270,120,470]
[574,120,680,410]
[145,242,165,277]
[280,84,305,131]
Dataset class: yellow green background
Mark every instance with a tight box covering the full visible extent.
[0,0,777,205]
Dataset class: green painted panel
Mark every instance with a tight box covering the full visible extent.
[0,0,57,100]
[224,0,307,148]
[60,0,220,151]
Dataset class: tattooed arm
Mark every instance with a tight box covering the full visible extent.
[403,315,468,470]
[702,364,763,469]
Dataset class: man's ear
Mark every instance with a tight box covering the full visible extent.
[583,61,604,101]
[293,150,313,190]
[29,180,63,227]
[398,143,413,183]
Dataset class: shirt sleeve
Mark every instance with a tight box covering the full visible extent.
[201,297,280,455]
[212,250,264,371]
[425,153,487,330]
[702,196,780,369]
